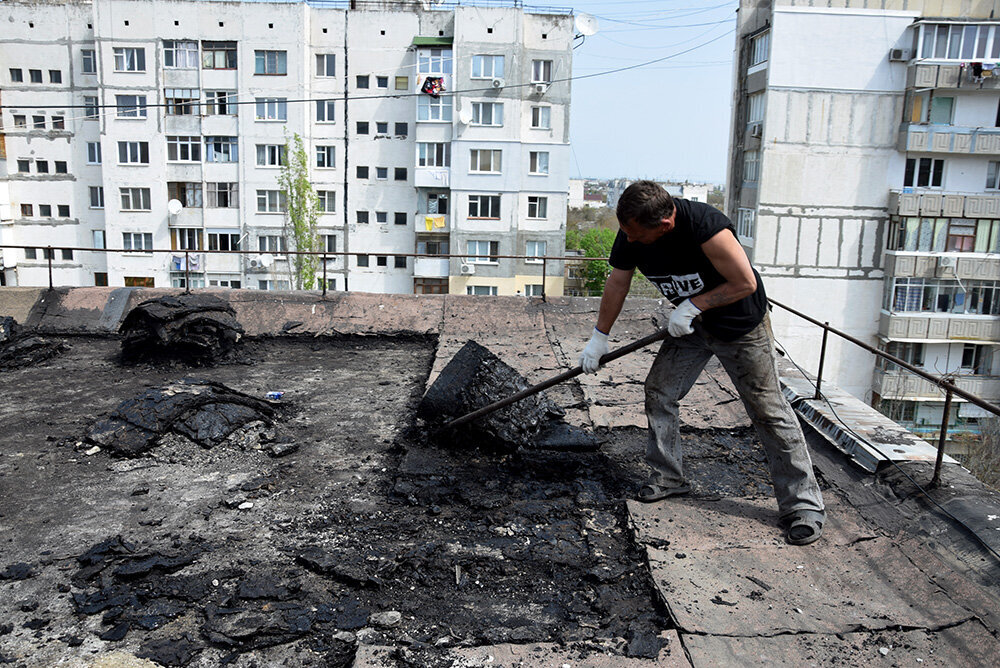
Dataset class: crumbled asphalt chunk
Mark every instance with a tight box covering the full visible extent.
[294,547,381,588]
[0,317,68,370]
[236,574,300,600]
[281,321,304,333]
[60,635,83,647]
[0,624,11,636]
[98,621,130,641]
[269,441,300,457]
[23,618,48,630]
[119,294,244,363]
[137,633,202,667]
[626,626,663,658]
[0,563,35,581]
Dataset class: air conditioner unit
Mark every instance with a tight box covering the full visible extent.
[749,122,762,138]
[248,257,262,269]
[889,48,912,62]
[938,255,957,269]
[460,262,475,275]
[533,83,549,94]
[491,78,505,89]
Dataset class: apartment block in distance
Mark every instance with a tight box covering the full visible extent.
[729,0,1000,439]
[0,0,572,297]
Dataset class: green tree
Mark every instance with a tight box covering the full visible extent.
[278,133,320,290]
[580,228,617,294]
[565,228,582,251]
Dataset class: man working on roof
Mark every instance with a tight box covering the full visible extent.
[578,181,825,546]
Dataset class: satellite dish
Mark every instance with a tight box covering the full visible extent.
[458,106,473,125]
[574,13,599,37]
[167,199,183,215]
[259,253,275,268]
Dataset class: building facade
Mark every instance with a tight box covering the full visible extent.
[0,0,572,296]
[728,0,1000,436]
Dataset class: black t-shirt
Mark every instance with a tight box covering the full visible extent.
[608,198,767,341]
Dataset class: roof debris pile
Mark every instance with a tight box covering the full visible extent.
[418,340,599,452]
[85,379,281,457]
[0,316,68,370]
[119,294,243,363]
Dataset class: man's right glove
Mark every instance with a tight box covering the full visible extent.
[579,328,609,374]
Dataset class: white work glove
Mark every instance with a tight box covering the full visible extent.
[578,328,609,374]
[667,299,702,337]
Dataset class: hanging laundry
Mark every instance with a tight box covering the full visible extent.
[972,62,984,77]
[171,255,185,271]
[432,216,445,229]
[421,76,445,98]
[425,216,434,231]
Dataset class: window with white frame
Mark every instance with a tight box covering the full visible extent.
[122,232,153,251]
[471,54,504,79]
[256,190,286,213]
[988,161,1000,189]
[118,141,149,164]
[469,194,501,218]
[87,142,102,164]
[428,193,448,214]
[747,92,764,124]
[254,50,287,75]
[418,142,450,167]
[120,188,151,211]
[167,182,203,208]
[258,279,291,290]
[527,196,548,219]
[466,240,499,263]
[164,40,199,68]
[904,157,944,188]
[89,186,104,209]
[471,102,503,126]
[258,235,287,253]
[529,151,549,175]
[525,284,544,297]
[525,240,546,263]
[749,31,769,67]
[165,89,199,115]
[316,99,336,122]
[93,230,106,249]
[467,285,499,296]
[375,211,388,224]
[317,191,336,213]
[316,146,336,168]
[84,96,99,119]
[171,228,202,251]
[316,53,336,77]
[202,41,237,69]
[736,208,756,239]
[531,59,552,83]
[256,144,286,167]
[81,49,96,74]
[743,149,760,183]
[167,136,201,162]
[255,97,287,121]
[207,182,238,208]
[208,231,241,251]
[205,90,237,115]
[919,23,1000,60]
[417,95,452,121]
[116,95,147,118]
[418,48,452,74]
[205,136,238,162]
[114,47,146,72]
[530,106,551,129]
[322,234,337,253]
[470,149,501,172]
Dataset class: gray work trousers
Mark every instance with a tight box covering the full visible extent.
[644,314,824,520]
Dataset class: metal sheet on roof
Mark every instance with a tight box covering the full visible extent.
[412,36,453,46]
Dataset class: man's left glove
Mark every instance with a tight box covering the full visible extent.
[667,299,702,337]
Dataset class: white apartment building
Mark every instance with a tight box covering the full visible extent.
[0,0,572,297]
[729,0,1000,438]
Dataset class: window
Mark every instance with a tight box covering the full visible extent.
[10,68,22,82]
[357,254,370,267]
[27,69,42,84]
[470,149,502,172]
[316,99,336,122]
[743,149,760,183]
[167,182,203,208]
[961,343,993,375]
[49,70,62,84]
[929,96,954,125]
[35,160,49,173]
[394,256,407,268]
[395,122,408,137]
[205,136,238,163]
[55,161,68,174]
[57,204,70,218]
[376,121,388,134]
[84,97,99,120]
[81,50,96,74]
[749,30,769,67]
[124,277,155,287]
[417,238,449,255]
[254,50,287,75]
[52,116,64,130]
[164,40,199,69]
[377,76,388,88]
[116,95,148,118]
[170,228,202,251]
[33,115,46,129]
[376,167,388,180]
[39,204,52,217]
[737,208,756,238]
[13,115,26,128]
[530,106,551,129]
[322,234,337,253]
[418,48,452,74]
[988,161,1000,189]
[526,240,547,263]
[113,47,146,72]
[356,211,369,224]
[17,159,30,173]
[255,97,287,121]
[167,136,201,162]
[529,151,549,175]
[394,212,407,226]
[469,194,501,218]
[377,256,388,267]
[118,141,150,164]
[885,277,1000,315]
[471,102,503,126]
[317,191,336,213]
[525,284,544,297]
[256,190,287,213]
[95,272,109,286]
[357,121,370,135]
[919,23,1000,60]
[316,54,336,77]
[207,182,238,208]
[417,95,452,122]
[256,144,286,167]
[356,75,370,88]
[120,188,152,211]
[93,231,106,250]
[418,143,451,167]
[531,59,552,83]
[527,196,548,219]
[258,235,287,253]
[471,54,504,79]
[122,232,154,251]
[357,166,369,179]
[467,285,499,296]
[395,76,408,90]
[316,146,335,168]
[20,204,33,217]
[202,41,237,69]
[904,158,944,188]
[165,89,199,115]
[90,186,105,209]
[208,231,241,251]
[205,90,237,115]
[376,211,388,224]
[747,92,764,125]
[394,167,408,181]
[946,221,976,251]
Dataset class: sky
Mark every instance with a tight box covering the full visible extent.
[538,0,739,185]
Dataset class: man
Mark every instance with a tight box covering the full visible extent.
[579,181,825,546]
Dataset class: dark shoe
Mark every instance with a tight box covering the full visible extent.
[783,510,824,546]
[636,482,691,503]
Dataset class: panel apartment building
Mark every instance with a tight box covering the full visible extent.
[0,0,572,297]
[729,0,1000,438]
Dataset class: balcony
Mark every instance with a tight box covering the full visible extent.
[873,367,1000,402]
[884,251,1000,281]
[888,190,1000,217]
[908,62,1000,90]
[414,167,450,188]
[879,311,1000,342]
[900,124,1000,155]
[413,257,449,278]
[415,212,449,232]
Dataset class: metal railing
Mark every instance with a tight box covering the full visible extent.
[769,298,1000,487]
